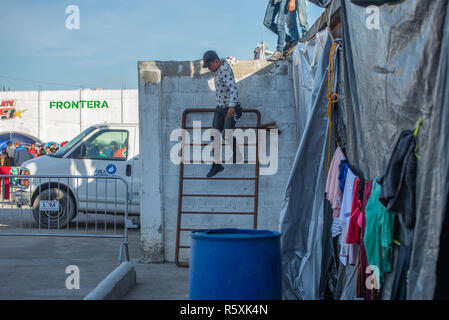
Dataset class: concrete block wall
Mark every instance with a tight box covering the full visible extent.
[138,59,297,263]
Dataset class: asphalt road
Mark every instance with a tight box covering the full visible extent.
[0,201,189,300]
[0,200,138,300]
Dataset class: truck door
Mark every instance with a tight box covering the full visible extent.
[68,129,130,214]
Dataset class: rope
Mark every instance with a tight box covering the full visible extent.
[325,7,339,175]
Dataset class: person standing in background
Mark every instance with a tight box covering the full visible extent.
[38,147,47,157]
[1,148,11,166]
[13,141,32,167]
[292,0,309,38]
[6,142,15,165]
[263,0,299,61]
[29,143,38,158]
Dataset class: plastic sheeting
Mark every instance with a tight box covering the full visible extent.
[279,29,340,300]
[291,31,326,141]
[281,0,449,300]
[341,0,449,299]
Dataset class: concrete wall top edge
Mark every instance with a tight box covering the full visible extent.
[0,89,137,94]
[138,60,290,80]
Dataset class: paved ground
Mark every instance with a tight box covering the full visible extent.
[123,263,189,300]
[0,202,189,300]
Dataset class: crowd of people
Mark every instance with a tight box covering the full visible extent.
[0,141,68,167]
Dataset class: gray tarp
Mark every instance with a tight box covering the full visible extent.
[341,0,449,299]
[281,0,449,300]
[280,29,339,300]
[292,30,326,141]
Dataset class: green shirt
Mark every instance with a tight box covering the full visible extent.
[363,180,395,286]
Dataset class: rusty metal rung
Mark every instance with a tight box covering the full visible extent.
[184,126,276,130]
[181,211,254,215]
[183,143,257,146]
[176,261,189,268]
[182,194,255,198]
[179,246,191,249]
[183,177,256,181]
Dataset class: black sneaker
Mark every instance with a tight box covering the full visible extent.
[206,164,224,178]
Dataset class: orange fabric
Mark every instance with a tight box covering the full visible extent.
[113,147,127,158]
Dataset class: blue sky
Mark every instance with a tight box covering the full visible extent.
[0,0,323,91]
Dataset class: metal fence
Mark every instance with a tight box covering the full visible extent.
[0,173,130,265]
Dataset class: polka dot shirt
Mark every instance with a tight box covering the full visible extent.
[214,60,239,108]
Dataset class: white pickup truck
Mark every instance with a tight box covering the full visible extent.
[12,123,140,228]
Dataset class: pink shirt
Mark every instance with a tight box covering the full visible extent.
[325,147,346,218]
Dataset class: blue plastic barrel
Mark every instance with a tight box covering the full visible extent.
[189,228,282,300]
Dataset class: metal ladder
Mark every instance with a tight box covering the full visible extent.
[174,108,277,267]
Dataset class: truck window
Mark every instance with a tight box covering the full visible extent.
[53,126,96,158]
[69,130,129,161]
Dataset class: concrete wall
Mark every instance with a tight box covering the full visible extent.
[138,59,297,263]
[0,89,138,143]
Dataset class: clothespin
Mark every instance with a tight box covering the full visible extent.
[413,117,423,160]
[413,117,423,137]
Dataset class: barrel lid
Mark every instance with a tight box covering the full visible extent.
[191,228,281,240]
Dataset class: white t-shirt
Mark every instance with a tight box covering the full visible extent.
[338,168,357,266]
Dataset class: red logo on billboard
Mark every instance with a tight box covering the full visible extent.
[0,100,27,120]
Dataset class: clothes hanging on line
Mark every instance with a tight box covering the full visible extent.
[363,179,395,288]
[346,177,363,244]
[325,133,419,300]
[339,168,358,266]
[326,147,346,238]
[325,149,360,266]
[338,159,349,194]
[326,146,346,218]
[378,130,417,246]
[349,179,376,300]
[390,238,412,300]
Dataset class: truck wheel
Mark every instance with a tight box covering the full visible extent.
[32,188,76,229]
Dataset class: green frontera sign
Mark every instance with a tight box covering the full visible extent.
[49,100,109,109]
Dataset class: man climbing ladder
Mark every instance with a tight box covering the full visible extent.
[202,50,242,178]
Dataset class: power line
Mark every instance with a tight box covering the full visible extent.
[0,74,85,88]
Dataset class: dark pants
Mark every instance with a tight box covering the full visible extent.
[211,106,241,164]
[212,106,236,133]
